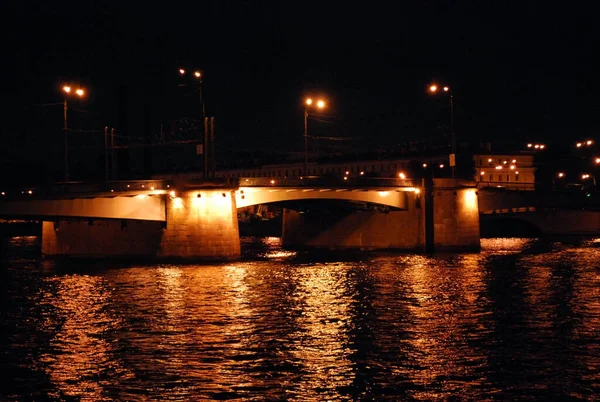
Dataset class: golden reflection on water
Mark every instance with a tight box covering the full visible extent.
[481,237,534,254]
[400,253,494,400]
[41,274,130,401]
[259,237,297,259]
[291,263,354,398]
[5,235,600,400]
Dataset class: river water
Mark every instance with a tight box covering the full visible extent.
[1,236,599,401]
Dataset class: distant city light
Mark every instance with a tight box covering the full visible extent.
[558,172,565,178]
[528,143,545,150]
[398,172,406,179]
[429,84,438,92]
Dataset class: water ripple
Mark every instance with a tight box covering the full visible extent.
[1,236,599,400]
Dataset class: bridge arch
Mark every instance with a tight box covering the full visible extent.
[235,187,419,210]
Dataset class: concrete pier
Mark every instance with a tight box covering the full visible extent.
[41,189,241,260]
[281,179,480,252]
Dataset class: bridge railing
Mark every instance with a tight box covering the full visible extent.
[237,176,416,188]
[477,181,535,191]
[0,180,176,199]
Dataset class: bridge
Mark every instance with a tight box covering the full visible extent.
[0,177,480,260]
[477,187,600,236]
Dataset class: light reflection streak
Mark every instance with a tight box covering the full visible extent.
[401,254,495,400]
[291,264,355,399]
[260,237,297,259]
[480,238,533,254]
[40,274,130,401]
[4,235,600,400]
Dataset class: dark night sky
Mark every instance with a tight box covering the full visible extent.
[0,1,597,181]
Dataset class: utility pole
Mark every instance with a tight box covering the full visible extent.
[110,128,117,180]
[204,117,209,179]
[104,126,109,181]
[450,93,455,179]
[210,117,216,178]
[63,99,69,181]
[304,108,308,176]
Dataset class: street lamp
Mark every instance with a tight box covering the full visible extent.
[428,83,455,178]
[178,68,205,124]
[62,84,85,181]
[304,97,326,175]
[582,173,597,189]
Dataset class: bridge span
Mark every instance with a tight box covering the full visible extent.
[0,178,480,260]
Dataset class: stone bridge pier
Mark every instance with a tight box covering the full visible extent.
[281,179,480,252]
[42,188,241,260]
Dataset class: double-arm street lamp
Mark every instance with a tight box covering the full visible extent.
[304,97,326,175]
[428,84,455,178]
[179,68,205,124]
[62,84,86,181]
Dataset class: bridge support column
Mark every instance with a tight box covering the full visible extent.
[41,189,241,260]
[281,191,425,250]
[281,180,480,252]
[158,189,240,260]
[430,179,480,251]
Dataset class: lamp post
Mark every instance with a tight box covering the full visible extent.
[303,98,326,175]
[582,173,597,190]
[61,85,85,182]
[179,68,205,125]
[179,68,210,176]
[428,84,455,178]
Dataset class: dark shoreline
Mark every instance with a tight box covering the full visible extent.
[0,221,42,237]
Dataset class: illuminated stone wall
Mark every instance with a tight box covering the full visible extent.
[158,189,240,259]
[432,183,481,251]
[41,220,164,258]
[41,189,241,260]
[282,180,481,252]
[282,192,425,250]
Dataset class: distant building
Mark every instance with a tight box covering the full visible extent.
[155,153,536,190]
[473,154,535,190]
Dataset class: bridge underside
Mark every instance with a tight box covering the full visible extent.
[0,195,166,221]
[236,187,411,210]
